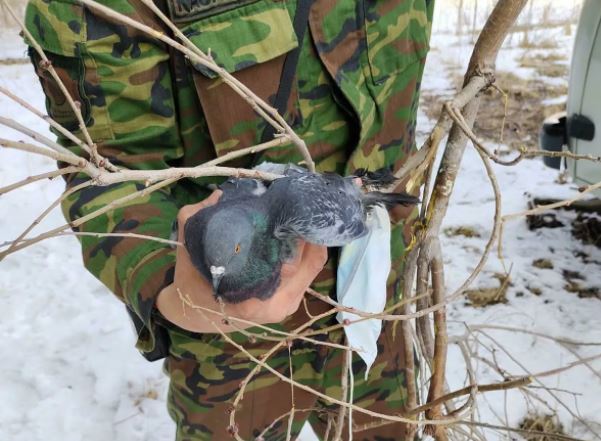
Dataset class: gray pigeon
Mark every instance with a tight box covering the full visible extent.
[183,165,418,303]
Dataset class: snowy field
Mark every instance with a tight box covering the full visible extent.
[1,1,600,440]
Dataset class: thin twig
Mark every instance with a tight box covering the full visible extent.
[43,231,181,248]
[502,180,601,221]
[178,291,357,351]
[467,324,601,347]
[0,85,97,161]
[465,421,588,441]
[0,178,176,260]
[525,353,601,380]
[410,377,532,416]
[1,0,107,168]
[475,330,601,440]
[93,160,282,186]
[2,180,91,254]
[333,342,350,441]
[286,346,295,441]
[424,239,449,440]
[195,305,462,426]
[0,137,87,169]
[0,115,81,160]
[0,166,79,195]
[255,408,320,441]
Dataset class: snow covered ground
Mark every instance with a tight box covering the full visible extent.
[0,26,174,441]
[1,1,600,440]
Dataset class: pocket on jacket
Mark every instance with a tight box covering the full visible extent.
[24,0,91,135]
[363,0,431,85]
[178,0,299,156]
[25,0,183,167]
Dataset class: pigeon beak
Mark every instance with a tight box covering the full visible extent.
[211,273,224,293]
[209,265,225,294]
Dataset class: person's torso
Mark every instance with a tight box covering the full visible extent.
[25,0,433,295]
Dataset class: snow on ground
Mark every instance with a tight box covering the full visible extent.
[1,1,600,440]
[423,2,601,439]
[0,33,173,441]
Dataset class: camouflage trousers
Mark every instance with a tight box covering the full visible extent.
[163,294,413,441]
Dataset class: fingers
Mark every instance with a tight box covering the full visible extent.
[177,190,222,222]
[200,189,223,207]
[281,243,327,295]
[280,240,306,277]
[266,242,325,320]
[177,190,222,241]
[302,243,329,272]
[227,243,328,324]
[281,243,327,317]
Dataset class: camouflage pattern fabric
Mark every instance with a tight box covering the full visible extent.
[25,0,434,439]
[165,294,413,440]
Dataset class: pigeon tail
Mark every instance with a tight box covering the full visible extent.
[355,168,398,189]
[363,191,420,211]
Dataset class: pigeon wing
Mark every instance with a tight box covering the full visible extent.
[269,173,367,246]
[254,161,307,177]
[219,163,306,202]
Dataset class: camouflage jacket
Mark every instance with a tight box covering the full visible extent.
[25,0,434,360]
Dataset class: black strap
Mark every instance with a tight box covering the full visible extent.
[260,0,314,143]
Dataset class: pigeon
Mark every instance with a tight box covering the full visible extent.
[183,165,419,304]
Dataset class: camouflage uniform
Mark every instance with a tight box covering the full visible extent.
[25,0,434,439]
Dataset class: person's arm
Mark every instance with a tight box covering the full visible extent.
[25,1,183,359]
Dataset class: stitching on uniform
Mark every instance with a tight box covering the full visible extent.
[81,6,115,140]
[83,47,116,140]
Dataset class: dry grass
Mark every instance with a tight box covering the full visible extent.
[444,226,481,238]
[132,387,159,407]
[518,52,565,65]
[518,36,561,50]
[524,199,601,250]
[421,71,567,151]
[526,211,565,230]
[564,280,600,299]
[0,58,28,65]
[466,286,507,306]
[519,52,570,78]
[465,273,511,307]
[519,413,565,441]
[475,72,567,150]
[572,213,601,249]
[562,269,600,300]
[532,258,554,270]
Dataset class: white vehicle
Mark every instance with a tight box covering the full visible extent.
[540,0,600,196]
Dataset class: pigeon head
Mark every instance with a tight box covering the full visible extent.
[184,202,284,304]
[198,208,254,293]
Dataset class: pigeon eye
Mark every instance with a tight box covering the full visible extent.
[234,244,241,254]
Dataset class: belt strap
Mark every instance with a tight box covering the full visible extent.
[260,0,315,143]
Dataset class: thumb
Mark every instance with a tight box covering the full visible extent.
[177,190,222,242]
[182,190,222,215]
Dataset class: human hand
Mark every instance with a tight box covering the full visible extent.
[156,191,327,333]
